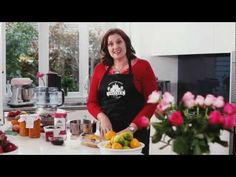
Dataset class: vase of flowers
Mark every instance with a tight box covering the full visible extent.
[147,91,236,155]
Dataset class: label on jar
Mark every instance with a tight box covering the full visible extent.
[54,117,66,139]
[54,118,66,130]
[26,114,39,129]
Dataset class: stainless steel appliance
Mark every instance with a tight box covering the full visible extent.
[157,79,171,93]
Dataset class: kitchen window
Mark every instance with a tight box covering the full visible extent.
[1,22,130,104]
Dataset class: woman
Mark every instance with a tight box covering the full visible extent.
[87,28,158,155]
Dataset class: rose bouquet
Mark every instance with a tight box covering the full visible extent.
[147,91,236,155]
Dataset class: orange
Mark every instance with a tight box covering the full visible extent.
[105,130,116,140]
[110,136,115,144]
[112,143,123,149]
[130,138,141,148]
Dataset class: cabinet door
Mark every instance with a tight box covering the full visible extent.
[150,23,214,55]
[213,23,235,53]
[186,23,214,54]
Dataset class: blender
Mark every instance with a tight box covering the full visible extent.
[35,73,65,127]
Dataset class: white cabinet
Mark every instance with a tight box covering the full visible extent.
[131,22,235,57]
[213,23,235,53]
[186,23,214,54]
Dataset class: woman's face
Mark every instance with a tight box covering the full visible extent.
[107,34,127,61]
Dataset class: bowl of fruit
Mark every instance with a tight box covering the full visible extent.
[0,130,18,154]
[97,131,145,155]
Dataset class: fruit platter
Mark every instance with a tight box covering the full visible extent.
[97,131,145,154]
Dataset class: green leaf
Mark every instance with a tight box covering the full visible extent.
[193,144,202,155]
[173,137,189,155]
[195,134,204,139]
[152,132,163,144]
[151,122,163,130]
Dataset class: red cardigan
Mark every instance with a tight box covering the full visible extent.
[87,58,158,129]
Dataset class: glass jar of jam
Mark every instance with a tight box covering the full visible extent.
[19,121,29,136]
[29,118,41,138]
[18,114,29,137]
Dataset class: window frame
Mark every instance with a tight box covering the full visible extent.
[0,22,5,124]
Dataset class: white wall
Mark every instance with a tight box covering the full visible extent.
[148,56,178,99]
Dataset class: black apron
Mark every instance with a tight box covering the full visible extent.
[98,60,150,155]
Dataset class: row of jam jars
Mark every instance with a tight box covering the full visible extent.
[18,114,41,138]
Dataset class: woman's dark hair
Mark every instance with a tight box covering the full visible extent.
[100,28,136,66]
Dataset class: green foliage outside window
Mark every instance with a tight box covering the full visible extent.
[6,22,38,86]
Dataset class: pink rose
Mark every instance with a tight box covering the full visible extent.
[182,91,194,102]
[162,92,175,104]
[182,91,195,108]
[224,103,236,115]
[156,100,171,113]
[208,110,224,125]
[213,96,225,108]
[184,99,195,108]
[223,115,236,129]
[204,94,216,106]
[169,111,184,126]
[195,95,204,107]
[139,116,150,128]
[147,90,161,103]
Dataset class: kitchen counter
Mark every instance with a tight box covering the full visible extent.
[0,121,100,155]
[3,104,87,112]
[5,134,101,155]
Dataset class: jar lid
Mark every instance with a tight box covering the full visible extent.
[54,112,67,118]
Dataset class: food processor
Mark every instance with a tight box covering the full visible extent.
[35,73,65,127]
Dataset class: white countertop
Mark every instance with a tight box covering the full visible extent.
[0,122,101,155]
[5,134,101,155]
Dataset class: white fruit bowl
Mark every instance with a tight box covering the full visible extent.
[97,141,145,155]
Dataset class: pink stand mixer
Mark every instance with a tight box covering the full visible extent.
[8,78,34,107]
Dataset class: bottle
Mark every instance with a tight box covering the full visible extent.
[94,121,101,136]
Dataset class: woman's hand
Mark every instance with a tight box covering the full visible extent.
[97,112,113,137]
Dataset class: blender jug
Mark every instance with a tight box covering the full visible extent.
[35,86,64,108]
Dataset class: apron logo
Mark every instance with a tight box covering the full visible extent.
[106,81,126,99]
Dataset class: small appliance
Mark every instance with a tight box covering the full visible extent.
[8,78,34,107]
[35,72,65,127]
